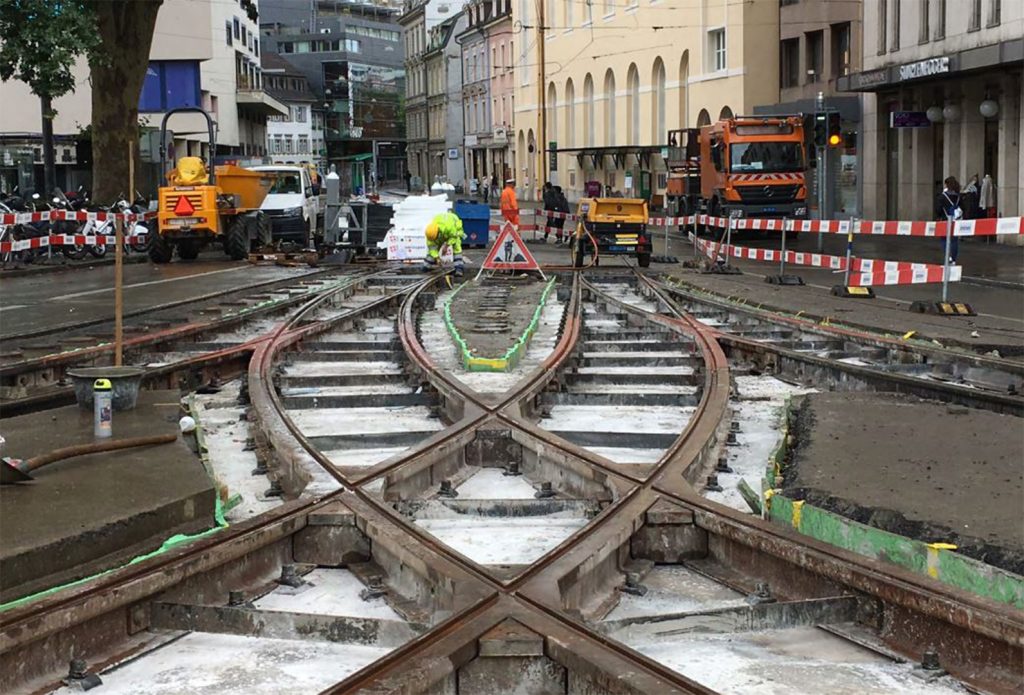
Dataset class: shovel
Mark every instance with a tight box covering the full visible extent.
[1,434,178,485]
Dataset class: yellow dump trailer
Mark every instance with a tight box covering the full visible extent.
[151,109,274,263]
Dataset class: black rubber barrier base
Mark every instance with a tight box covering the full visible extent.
[909,300,977,316]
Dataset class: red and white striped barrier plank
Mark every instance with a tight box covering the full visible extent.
[0,232,145,254]
[0,210,157,225]
[692,235,961,287]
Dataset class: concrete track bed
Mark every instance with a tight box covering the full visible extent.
[784,391,1024,574]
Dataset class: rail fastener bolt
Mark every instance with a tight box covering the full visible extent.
[277,563,306,589]
[704,474,724,493]
[439,479,459,498]
[535,481,557,499]
[621,573,648,597]
[62,659,102,691]
[716,456,734,474]
[264,479,284,498]
[360,577,389,601]
[746,581,776,605]
[503,462,522,476]
[726,430,739,446]
[228,590,249,607]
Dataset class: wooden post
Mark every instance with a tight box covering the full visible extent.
[114,141,133,367]
[114,214,124,366]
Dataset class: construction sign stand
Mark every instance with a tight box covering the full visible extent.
[830,222,876,299]
[475,222,545,280]
[908,214,975,316]
[766,218,805,286]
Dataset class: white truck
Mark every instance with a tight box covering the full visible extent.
[248,165,320,246]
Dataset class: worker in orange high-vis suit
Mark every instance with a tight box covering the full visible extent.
[499,178,519,227]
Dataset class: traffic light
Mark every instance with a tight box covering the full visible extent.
[827,112,842,147]
[813,113,828,148]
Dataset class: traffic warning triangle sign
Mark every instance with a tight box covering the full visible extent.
[480,222,540,271]
[173,195,195,215]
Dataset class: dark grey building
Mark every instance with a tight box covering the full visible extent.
[260,0,407,189]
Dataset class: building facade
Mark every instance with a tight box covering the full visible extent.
[0,0,283,193]
[841,0,1022,231]
[262,52,322,167]
[261,0,406,190]
[456,3,491,185]
[513,0,780,202]
[485,0,514,183]
[425,13,468,186]
[399,0,454,189]
[760,0,863,217]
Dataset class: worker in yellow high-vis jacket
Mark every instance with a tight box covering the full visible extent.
[421,211,464,277]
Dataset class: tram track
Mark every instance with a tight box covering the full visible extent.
[1,265,1020,694]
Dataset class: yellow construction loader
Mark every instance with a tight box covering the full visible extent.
[153,107,273,262]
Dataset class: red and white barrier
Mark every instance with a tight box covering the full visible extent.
[693,236,961,287]
[0,232,147,254]
[0,209,156,226]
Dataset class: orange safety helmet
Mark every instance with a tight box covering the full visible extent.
[425,221,440,241]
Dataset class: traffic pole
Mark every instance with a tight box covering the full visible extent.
[114,215,124,367]
[941,214,953,303]
[842,226,853,288]
[779,219,788,276]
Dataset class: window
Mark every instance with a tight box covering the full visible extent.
[831,23,851,77]
[233,17,240,40]
[651,60,665,144]
[935,0,945,38]
[603,69,615,146]
[225,21,233,46]
[877,0,887,55]
[583,74,594,146]
[293,106,307,123]
[890,0,900,51]
[626,65,639,146]
[968,0,980,30]
[298,136,309,154]
[492,47,496,76]
[566,0,573,26]
[138,61,202,112]
[241,26,247,46]
[919,0,929,43]
[805,31,823,82]
[708,29,726,72]
[730,142,804,173]
[780,38,799,88]
[987,0,1000,27]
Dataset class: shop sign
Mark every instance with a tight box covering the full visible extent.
[889,111,931,128]
[897,56,950,82]
[465,134,478,147]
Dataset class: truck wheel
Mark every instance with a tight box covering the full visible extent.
[226,217,249,261]
[255,212,272,247]
[637,253,652,268]
[178,240,200,261]
[148,233,173,264]
[572,238,585,268]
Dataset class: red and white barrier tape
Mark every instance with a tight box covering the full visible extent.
[0,209,157,226]
[0,232,146,254]
[693,235,961,287]
[521,209,1023,236]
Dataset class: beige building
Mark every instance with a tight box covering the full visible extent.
[0,0,284,192]
[513,0,780,203]
[841,0,1022,230]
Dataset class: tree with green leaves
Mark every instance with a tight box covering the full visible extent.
[0,0,163,201]
[0,0,98,194]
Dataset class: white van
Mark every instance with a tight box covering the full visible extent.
[248,165,320,245]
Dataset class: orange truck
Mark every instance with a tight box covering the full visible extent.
[666,115,808,224]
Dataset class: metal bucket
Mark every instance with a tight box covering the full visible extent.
[66,366,145,411]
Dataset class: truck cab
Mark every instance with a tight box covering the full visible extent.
[699,116,808,220]
[248,165,320,245]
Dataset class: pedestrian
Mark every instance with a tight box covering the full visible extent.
[542,181,556,242]
[500,178,519,227]
[480,179,489,205]
[421,211,465,277]
[470,176,479,197]
[553,185,569,244]
[935,176,962,264]
[980,174,997,218]
[403,170,411,192]
[490,174,499,203]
